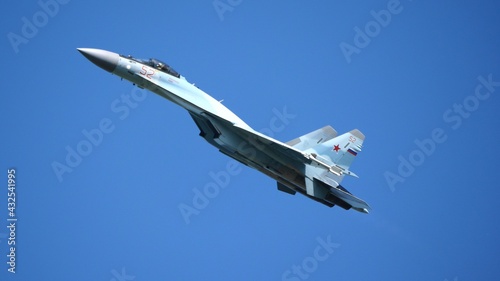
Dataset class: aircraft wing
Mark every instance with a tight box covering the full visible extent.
[233,124,308,163]
[202,111,308,164]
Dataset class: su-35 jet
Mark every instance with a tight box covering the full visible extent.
[78,48,371,213]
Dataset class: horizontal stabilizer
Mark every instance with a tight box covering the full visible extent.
[328,185,370,213]
[309,171,370,213]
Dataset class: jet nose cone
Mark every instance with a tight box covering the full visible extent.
[77,48,119,73]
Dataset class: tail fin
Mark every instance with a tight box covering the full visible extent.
[305,129,365,171]
[286,125,337,151]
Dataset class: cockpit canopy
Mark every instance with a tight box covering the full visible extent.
[122,54,180,78]
[145,58,180,78]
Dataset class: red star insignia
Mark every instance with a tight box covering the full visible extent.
[333,144,340,152]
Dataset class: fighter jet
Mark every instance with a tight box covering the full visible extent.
[78,48,371,213]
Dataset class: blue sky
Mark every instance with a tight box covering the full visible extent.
[1,0,499,280]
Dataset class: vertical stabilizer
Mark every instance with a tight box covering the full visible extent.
[286,125,337,151]
[306,129,364,170]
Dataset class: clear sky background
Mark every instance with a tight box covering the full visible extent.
[1,0,499,280]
